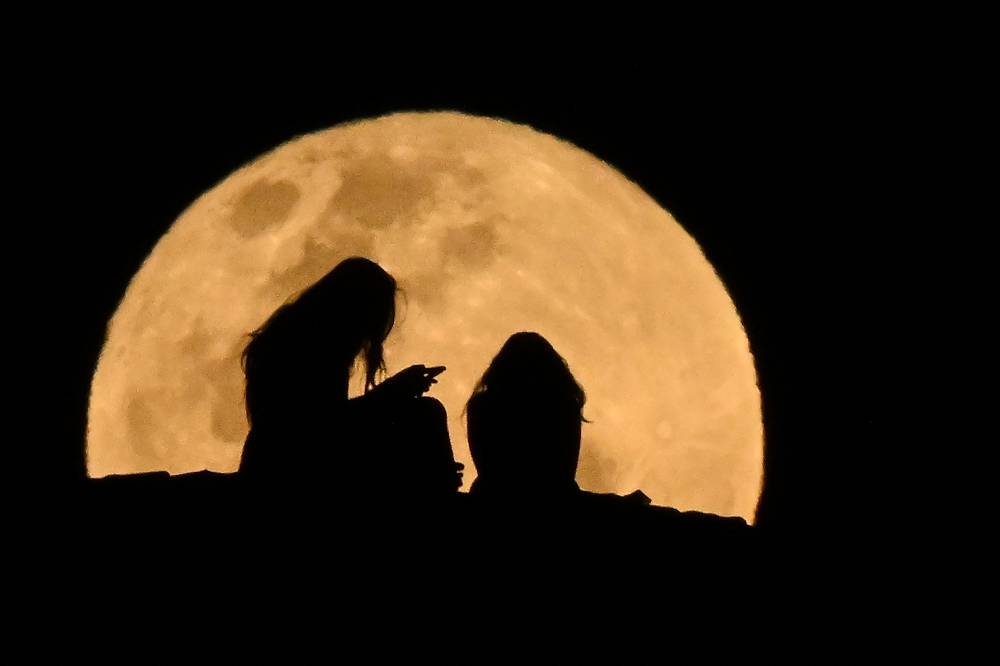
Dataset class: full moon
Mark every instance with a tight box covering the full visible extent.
[87,112,763,521]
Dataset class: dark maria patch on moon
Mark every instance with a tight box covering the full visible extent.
[311,210,377,257]
[180,324,246,444]
[266,235,375,303]
[125,391,163,465]
[441,215,503,271]
[228,179,301,238]
[208,344,250,444]
[576,441,620,495]
[330,155,436,229]
[397,269,452,315]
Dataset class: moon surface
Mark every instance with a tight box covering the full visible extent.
[87,111,763,521]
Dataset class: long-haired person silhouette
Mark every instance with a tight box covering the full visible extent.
[239,257,462,506]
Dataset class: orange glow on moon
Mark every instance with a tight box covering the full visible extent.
[87,112,763,521]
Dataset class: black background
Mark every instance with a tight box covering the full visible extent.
[5,12,988,645]
[24,30,904,538]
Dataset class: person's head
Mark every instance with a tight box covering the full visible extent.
[466,332,587,492]
[283,257,397,388]
[242,257,398,414]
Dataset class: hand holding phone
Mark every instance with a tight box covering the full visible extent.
[384,364,447,398]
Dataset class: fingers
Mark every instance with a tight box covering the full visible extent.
[415,365,445,392]
[407,365,445,378]
[389,364,446,396]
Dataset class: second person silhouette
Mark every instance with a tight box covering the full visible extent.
[464,331,750,547]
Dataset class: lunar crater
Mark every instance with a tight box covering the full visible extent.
[228,179,300,238]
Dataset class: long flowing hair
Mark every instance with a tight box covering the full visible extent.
[241,257,397,428]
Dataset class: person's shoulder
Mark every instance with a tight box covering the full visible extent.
[579,490,751,533]
[673,507,749,528]
[579,488,655,509]
[576,489,670,528]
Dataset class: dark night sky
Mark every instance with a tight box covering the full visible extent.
[7,15,986,635]
[26,41,899,535]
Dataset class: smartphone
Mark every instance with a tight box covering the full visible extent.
[424,365,447,379]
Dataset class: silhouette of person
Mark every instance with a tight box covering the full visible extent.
[464,331,750,547]
[465,332,586,503]
[238,257,462,510]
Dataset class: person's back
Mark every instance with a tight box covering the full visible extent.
[464,332,598,549]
